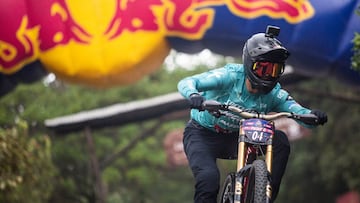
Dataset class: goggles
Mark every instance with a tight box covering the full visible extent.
[252,61,285,80]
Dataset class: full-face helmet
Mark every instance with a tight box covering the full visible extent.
[242,26,290,94]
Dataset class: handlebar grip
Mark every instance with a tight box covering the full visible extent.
[292,113,319,125]
[202,100,227,111]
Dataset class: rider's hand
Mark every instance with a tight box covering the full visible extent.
[310,109,328,125]
[189,93,204,110]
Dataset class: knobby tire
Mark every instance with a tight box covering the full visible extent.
[251,160,267,203]
[220,173,235,203]
[219,160,268,203]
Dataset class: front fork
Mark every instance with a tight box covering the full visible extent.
[234,125,273,203]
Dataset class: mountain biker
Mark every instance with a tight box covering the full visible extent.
[177,26,328,203]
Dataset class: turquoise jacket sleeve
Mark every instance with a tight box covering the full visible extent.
[271,87,314,128]
[177,66,235,98]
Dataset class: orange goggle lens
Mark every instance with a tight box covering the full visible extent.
[252,62,285,79]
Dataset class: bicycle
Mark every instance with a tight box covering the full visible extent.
[201,100,320,203]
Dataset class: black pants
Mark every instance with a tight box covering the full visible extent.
[183,120,290,203]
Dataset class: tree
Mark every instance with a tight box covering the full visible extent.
[0,119,56,203]
[351,7,360,72]
[352,32,360,71]
[0,64,212,203]
[277,78,360,203]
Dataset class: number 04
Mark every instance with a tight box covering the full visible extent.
[252,131,263,141]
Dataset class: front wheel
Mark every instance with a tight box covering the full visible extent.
[219,160,268,203]
[219,172,235,203]
[246,160,268,203]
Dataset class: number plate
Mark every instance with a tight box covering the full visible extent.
[242,119,274,144]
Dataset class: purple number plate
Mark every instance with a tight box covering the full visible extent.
[242,118,274,143]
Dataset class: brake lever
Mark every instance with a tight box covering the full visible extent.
[219,104,229,111]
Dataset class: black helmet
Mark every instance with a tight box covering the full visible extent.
[242,26,290,94]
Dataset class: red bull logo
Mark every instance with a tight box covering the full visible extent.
[0,0,92,74]
[38,0,92,50]
[161,0,314,39]
[104,0,163,40]
[103,0,224,40]
[0,0,314,87]
[161,0,224,39]
[225,0,314,24]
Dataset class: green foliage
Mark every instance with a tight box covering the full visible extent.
[277,78,360,202]
[352,32,360,71]
[0,66,206,125]
[352,7,360,72]
[0,120,56,203]
[0,65,207,203]
[48,134,94,203]
[94,122,194,203]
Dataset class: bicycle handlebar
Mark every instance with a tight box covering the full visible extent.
[202,100,320,125]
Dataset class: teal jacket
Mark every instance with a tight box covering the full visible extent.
[177,63,312,132]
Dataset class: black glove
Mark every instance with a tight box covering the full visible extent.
[310,109,328,125]
[189,93,204,110]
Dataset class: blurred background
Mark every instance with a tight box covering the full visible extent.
[1,0,360,203]
[1,50,360,203]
